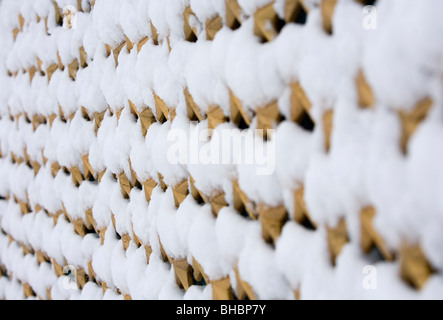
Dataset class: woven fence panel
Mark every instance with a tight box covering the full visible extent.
[0,0,442,300]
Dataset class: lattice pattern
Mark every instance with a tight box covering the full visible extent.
[0,0,441,300]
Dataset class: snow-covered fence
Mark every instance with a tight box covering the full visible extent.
[0,0,442,300]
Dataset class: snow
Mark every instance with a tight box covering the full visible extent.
[1,0,443,300]
[188,204,231,280]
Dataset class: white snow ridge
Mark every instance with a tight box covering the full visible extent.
[0,0,442,300]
